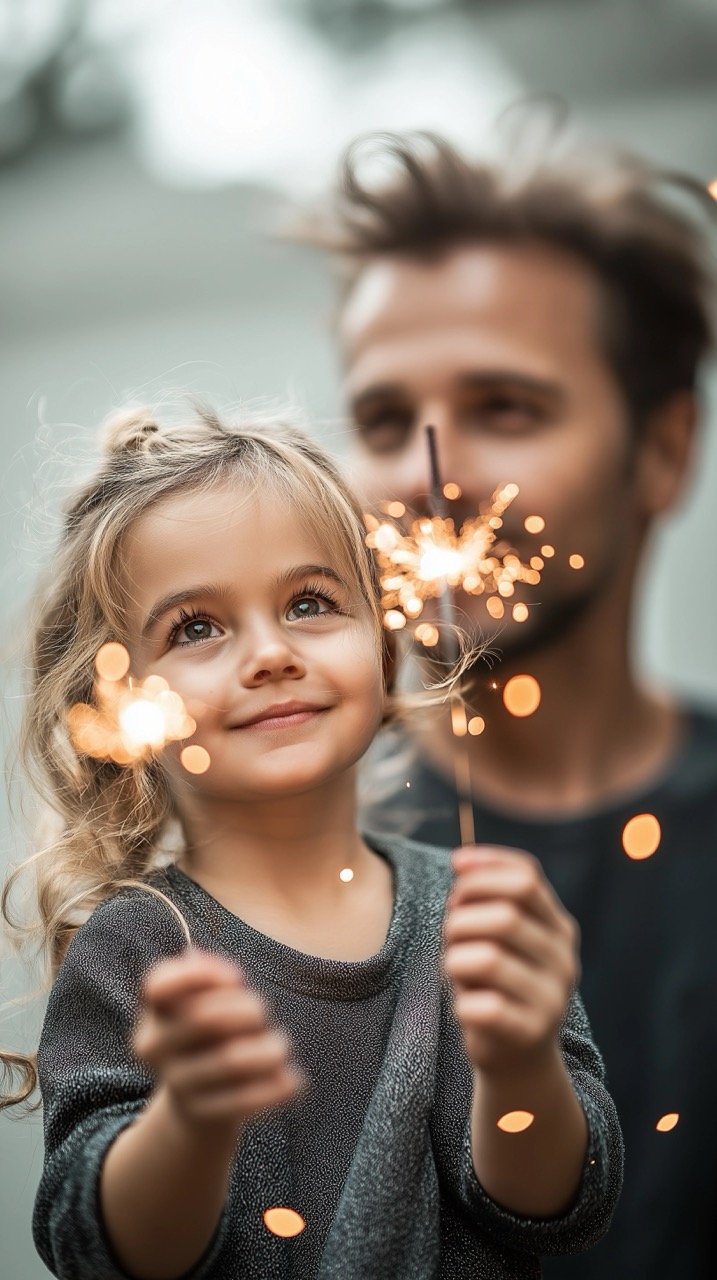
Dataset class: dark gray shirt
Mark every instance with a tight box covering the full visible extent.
[33,831,623,1279]
[363,708,717,1279]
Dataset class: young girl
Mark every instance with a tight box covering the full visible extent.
[2,406,622,1280]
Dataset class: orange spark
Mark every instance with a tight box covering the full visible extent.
[503,675,541,718]
[180,745,211,775]
[622,813,661,860]
[656,1113,679,1132]
[497,1110,535,1133]
[263,1207,306,1237]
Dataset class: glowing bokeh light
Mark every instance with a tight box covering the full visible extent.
[622,813,661,860]
[530,556,544,570]
[386,500,405,518]
[524,515,545,535]
[656,1113,679,1132]
[339,867,354,882]
[180,745,211,774]
[486,596,505,619]
[512,603,529,623]
[468,716,485,736]
[497,1110,535,1133]
[569,554,585,569]
[384,609,407,631]
[95,642,131,682]
[540,544,555,558]
[708,179,717,201]
[119,699,167,749]
[443,482,462,500]
[263,1207,306,1237]
[414,623,439,646]
[503,675,541,718]
[451,702,468,737]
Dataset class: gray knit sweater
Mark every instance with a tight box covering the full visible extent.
[33,832,623,1279]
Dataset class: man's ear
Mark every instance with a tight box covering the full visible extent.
[636,390,699,518]
[382,628,398,695]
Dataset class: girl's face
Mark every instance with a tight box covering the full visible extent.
[123,481,385,803]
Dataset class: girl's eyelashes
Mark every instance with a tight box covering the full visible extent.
[165,581,346,648]
[166,607,222,648]
[286,581,345,621]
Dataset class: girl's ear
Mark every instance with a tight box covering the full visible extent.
[382,628,398,695]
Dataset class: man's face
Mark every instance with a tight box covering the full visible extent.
[341,243,646,658]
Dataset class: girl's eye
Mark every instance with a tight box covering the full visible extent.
[168,614,221,647]
[287,593,337,621]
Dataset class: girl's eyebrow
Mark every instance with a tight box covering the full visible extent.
[141,564,348,639]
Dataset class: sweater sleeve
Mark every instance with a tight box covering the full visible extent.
[32,891,232,1280]
[454,988,624,1258]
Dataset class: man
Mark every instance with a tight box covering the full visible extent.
[305,132,717,1277]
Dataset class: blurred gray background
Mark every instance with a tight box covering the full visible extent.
[2,1,716,1275]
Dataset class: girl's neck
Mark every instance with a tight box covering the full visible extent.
[174,771,395,962]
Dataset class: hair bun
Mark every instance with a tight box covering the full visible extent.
[100,407,160,456]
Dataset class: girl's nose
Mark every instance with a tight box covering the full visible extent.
[239,629,306,688]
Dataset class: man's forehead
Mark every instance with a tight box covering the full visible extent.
[341,244,600,376]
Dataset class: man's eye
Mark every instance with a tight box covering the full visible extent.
[464,397,545,431]
[353,410,413,453]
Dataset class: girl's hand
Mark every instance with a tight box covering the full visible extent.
[133,948,303,1134]
[443,846,580,1077]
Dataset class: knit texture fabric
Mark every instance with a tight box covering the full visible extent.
[33,831,623,1279]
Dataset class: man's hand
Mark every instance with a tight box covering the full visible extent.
[133,948,303,1134]
[443,845,580,1076]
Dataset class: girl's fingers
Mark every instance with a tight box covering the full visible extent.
[449,850,574,936]
[142,949,244,1013]
[137,987,268,1061]
[444,938,573,1012]
[443,900,557,968]
[452,988,549,1063]
[183,1066,304,1122]
[163,1031,291,1094]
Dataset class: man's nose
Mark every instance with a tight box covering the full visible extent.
[239,625,306,687]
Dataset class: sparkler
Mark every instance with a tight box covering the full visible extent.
[365,473,541,638]
[67,643,199,767]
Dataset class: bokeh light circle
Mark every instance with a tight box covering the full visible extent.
[622,813,661,860]
[503,675,541,718]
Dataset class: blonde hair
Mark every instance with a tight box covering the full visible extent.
[1,403,402,1111]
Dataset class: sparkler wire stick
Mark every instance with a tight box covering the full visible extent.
[425,426,476,846]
